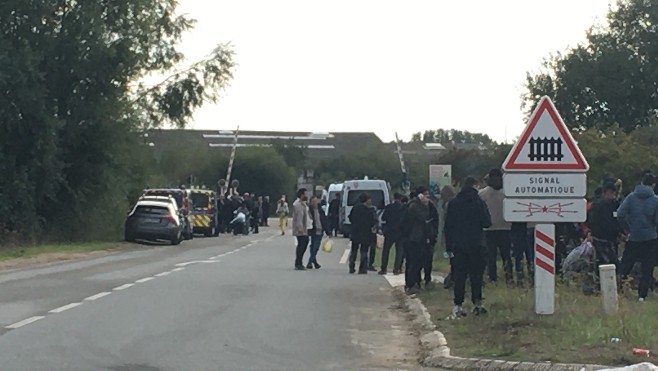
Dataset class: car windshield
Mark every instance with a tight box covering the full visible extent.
[191,193,210,209]
[144,191,183,209]
[347,190,385,209]
[134,205,169,216]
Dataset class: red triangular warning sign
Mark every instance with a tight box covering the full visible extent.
[503,96,589,172]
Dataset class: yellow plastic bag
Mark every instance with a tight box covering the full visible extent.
[322,238,333,253]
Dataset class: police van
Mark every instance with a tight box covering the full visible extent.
[340,177,391,237]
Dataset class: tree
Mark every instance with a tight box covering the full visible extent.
[524,0,658,132]
[0,1,234,242]
[411,129,495,145]
[270,139,307,169]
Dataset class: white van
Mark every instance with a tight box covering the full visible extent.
[322,183,343,214]
[340,177,391,237]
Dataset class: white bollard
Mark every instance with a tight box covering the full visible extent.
[599,264,618,315]
[534,224,556,315]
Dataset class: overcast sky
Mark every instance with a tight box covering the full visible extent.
[174,1,613,143]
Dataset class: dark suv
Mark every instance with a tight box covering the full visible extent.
[142,188,193,240]
[125,200,183,245]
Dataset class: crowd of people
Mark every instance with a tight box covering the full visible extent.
[287,167,658,320]
[215,193,271,236]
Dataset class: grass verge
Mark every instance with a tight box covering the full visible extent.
[417,275,658,366]
[0,242,120,262]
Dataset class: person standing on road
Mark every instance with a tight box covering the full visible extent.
[276,195,289,236]
[262,196,271,227]
[379,193,405,275]
[292,188,311,270]
[422,198,440,288]
[479,169,512,285]
[349,193,377,274]
[404,187,432,295]
[328,193,341,237]
[307,196,330,269]
[617,173,658,301]
[445,177,491,318]
[251,196,261,234]
[366,198,380,272]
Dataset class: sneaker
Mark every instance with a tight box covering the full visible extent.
[639,297,646,302]
[368,266,377,272]
[378,270,387,275]
[447,305,467,320]
[295,265,306,271]
[473,305,488,315]
[306,263,313,269]
[406,286,421,295]
[349,268,356,274]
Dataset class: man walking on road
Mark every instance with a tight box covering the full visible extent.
[404,187,432,294]
[617,172,658,301]
[379,193,405,275]
[328,193,341,237]
[349,193,377,274]
[445,177,491,318]
[479,169,512,284]
[292,188,310,270]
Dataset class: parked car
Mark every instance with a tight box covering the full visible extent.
[124,200,184,245]
[141,188,193,240]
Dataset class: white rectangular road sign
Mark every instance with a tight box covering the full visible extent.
[503,198,587,223]
[503,173,586,198]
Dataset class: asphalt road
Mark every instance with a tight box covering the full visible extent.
[0,226,422,370]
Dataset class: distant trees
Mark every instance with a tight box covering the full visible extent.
[524,0,658,132]
[411,129,495,145]
[0,1,234,242]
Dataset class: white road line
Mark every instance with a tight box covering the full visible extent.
[113,283,134,291]
[155,271,171,277]
[49,302,82,313]
[171,267,185,272]
[84,292,111,301]
[6,316,45,329]
[339,248,350,264]
[135,277,154,283]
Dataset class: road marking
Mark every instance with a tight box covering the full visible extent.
[171,267,185,272]
[84,292,111,301]
[155,271,171,277]
[113,283,134,291]
[339,248,350,264]
[6,316,45,329]
[135,277,154,283]
[49,302,82,313]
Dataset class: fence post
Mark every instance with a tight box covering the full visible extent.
[599,264,618,315]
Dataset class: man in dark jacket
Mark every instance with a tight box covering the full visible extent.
[617,173,658,301]
[261,196,270,227]
[445,177,492,318]
[349,193,377,274]
[379,193,405,275]
[586,182,621,273]
[404,187,432,294]
[422,199,440,287]
[328,193,341,237]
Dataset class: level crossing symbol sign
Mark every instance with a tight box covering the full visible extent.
[503,97,589,172]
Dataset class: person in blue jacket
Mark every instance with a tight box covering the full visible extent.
[617,172,658,301]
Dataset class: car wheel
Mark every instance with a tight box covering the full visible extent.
[171,231,182,245]
[124,229,136,242]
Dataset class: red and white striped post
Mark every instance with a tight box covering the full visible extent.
[534,223,556,315]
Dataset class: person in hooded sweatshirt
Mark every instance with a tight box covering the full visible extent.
[445,177,492,318]
[617,172,658,301]
[478,169,512,284]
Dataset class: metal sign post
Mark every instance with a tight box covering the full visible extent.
[223,126,240,196]
[502,96,589,315]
